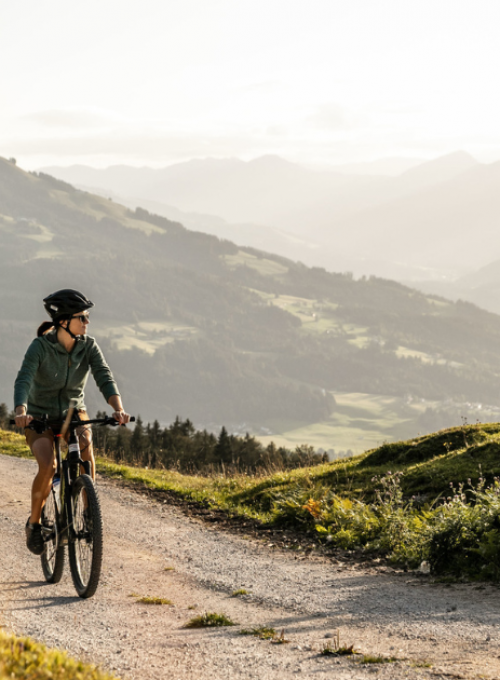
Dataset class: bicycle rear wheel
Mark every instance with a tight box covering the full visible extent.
[40,489,65,583]
[68,474,103,598]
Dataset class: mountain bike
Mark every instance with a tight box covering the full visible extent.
[12,408,134,598]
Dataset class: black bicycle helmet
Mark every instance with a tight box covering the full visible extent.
[43,289,94,320]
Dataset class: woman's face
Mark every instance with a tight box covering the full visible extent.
[67,310,91,336]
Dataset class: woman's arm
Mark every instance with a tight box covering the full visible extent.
[88,341,130,423]
[107,394,131,424]
[14,341,42,428]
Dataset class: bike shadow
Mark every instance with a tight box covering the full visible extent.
[8,593,82,610]
[2,580,82,606]
[1,580,48,590]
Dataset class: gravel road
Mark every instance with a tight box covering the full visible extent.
[1,453,500,680]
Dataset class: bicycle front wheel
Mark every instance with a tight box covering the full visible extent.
[68,474,103,598]
[40,489,65,583]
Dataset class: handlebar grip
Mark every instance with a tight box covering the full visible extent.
[9,419,15,425]
[130,416,136,423]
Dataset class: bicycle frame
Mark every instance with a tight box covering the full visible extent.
[53,430,92,545]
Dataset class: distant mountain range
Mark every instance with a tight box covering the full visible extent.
[4,156,500,451]
[43,151,500,284]
[43,152,478,234]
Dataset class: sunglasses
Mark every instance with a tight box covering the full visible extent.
[71,314,90,323]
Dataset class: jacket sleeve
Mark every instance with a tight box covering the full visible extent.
[14,339,43,409]
[89,341,121,402]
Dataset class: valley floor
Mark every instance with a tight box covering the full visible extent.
[1,453,499,680]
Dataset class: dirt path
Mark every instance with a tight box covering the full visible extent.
[1,453,500,680]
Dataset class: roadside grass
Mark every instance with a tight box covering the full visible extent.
[0,629,117,680]
[239,627,276,639]
[184,612,235,628]
[321,631,356,657]
[321,643,355,657]
[3,420,500,507]
[5,421,500,578]
[0,430,31,459]
[269,629,290,644]
[358,654,399,664]
[87,422,500,512]
[136,596,173,605]
[231,589,249,597]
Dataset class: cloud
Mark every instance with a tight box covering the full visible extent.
[265,125,288,137]
[305,102,356,131]
[239,80,284,94]
[4,129,272,163]
[20,108,122,129]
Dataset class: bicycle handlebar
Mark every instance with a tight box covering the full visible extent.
[10,415,136,431]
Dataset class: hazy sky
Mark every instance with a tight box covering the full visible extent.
[2,0,500,168]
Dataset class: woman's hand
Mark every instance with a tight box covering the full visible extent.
[112,410,131,425]
[108,396,130,424]
[15,409,33,429]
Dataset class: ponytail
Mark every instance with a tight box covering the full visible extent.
[37,321,55,337]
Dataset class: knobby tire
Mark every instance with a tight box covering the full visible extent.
[68,474,103,599]
[40,488,65,583]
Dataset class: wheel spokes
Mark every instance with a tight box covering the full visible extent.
[72,489,93,585]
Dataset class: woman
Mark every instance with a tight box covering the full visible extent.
[14,289,130,555]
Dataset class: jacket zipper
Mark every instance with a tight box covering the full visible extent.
[58,356,72,419]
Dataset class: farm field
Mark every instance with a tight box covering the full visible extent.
[258,392,453,455]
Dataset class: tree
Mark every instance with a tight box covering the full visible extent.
[0,403,8,429]
[148,419,162,449]
[214,426,233,465]
[130,416,145,460]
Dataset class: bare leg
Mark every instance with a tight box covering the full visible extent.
[77,425,95,480]
[30,438,56,524]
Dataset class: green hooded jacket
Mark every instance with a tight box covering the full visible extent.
[14,330,120,419]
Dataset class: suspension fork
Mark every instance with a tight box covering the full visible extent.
[54,434,71,543]
[62,429,92,539]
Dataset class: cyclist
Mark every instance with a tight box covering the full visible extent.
[14,289,130,555]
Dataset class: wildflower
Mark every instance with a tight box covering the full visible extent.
[303,498,322,519]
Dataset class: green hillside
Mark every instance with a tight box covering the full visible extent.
[4,419,500,579]
[2,157,500,448]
